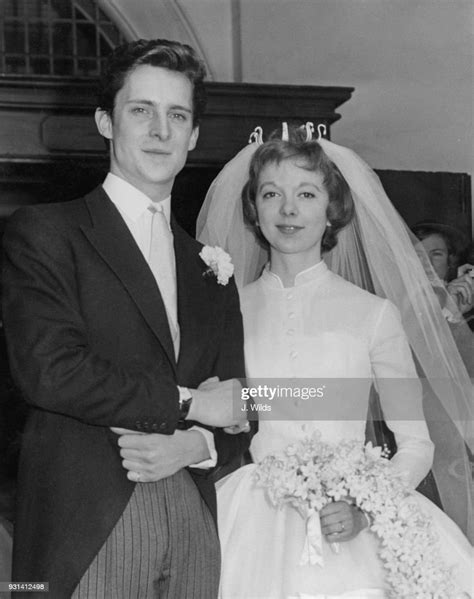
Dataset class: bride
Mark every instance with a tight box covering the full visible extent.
[197,123,473,598]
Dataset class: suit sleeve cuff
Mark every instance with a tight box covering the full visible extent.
[188,426,217,469]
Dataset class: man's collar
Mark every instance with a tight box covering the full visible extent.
[102,173,171,225]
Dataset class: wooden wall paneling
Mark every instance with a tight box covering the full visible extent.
[376,170,472,236]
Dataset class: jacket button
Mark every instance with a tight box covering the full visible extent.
[159,423,167,431]
[151,423,159,432]
[135,421,142,430]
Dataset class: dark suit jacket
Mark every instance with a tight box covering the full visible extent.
[1,186,248,598]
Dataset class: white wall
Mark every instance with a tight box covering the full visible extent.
[238,0,473,175]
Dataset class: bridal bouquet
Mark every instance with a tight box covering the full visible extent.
[254,431,457,599]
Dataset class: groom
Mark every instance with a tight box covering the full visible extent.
[2,39,249,598]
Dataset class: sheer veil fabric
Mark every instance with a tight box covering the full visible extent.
[196,131,473,542]
[197,142,268,289]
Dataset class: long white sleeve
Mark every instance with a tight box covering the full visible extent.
[369,300,434,489]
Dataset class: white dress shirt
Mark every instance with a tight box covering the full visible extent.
[103,173,217,468]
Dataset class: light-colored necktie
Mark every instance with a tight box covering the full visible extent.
[148,204,180,357]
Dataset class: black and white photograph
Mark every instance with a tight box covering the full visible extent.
[0,1,472,598]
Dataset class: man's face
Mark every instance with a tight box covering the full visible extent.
[95,64,199,201]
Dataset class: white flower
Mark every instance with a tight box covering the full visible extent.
[254,432,458,598]
[199,245,234,286]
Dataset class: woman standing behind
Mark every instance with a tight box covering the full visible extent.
[412,219,473,329]
[198,124,472,598]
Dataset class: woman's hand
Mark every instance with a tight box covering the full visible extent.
[320,501,369,542]
[447,265,473,314]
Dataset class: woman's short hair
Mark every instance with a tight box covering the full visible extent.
[242,125,354,253]
[97,38,207,126]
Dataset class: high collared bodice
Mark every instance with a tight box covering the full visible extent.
[240,263,429,468]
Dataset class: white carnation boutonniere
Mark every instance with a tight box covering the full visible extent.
[199,245,234,286]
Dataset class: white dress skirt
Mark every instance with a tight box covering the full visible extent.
[217,263,473,599]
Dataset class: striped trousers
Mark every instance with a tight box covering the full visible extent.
[72,470,220,598]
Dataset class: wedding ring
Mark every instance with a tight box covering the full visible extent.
[242,421,251,433]
[135,472,141,482]
[339,523,345,532]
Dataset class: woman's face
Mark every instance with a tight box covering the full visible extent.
[255,159,329,264]
[419,233,449,280]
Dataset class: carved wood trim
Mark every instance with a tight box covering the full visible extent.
[0,77,353,165]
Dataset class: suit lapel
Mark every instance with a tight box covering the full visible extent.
[172,219,216,376]
[80,188,177,374]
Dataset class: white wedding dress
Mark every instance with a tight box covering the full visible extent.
[217,262,473,599]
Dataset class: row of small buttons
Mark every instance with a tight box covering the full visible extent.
[135,421,168,432]
[285,291,299,374]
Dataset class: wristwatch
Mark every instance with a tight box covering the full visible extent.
[178,386,193,423]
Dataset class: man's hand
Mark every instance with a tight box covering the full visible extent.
[186,377,247,429]
[320,501,368,542]
[110,428,210,482]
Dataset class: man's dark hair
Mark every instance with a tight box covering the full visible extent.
[98,38,207,126]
